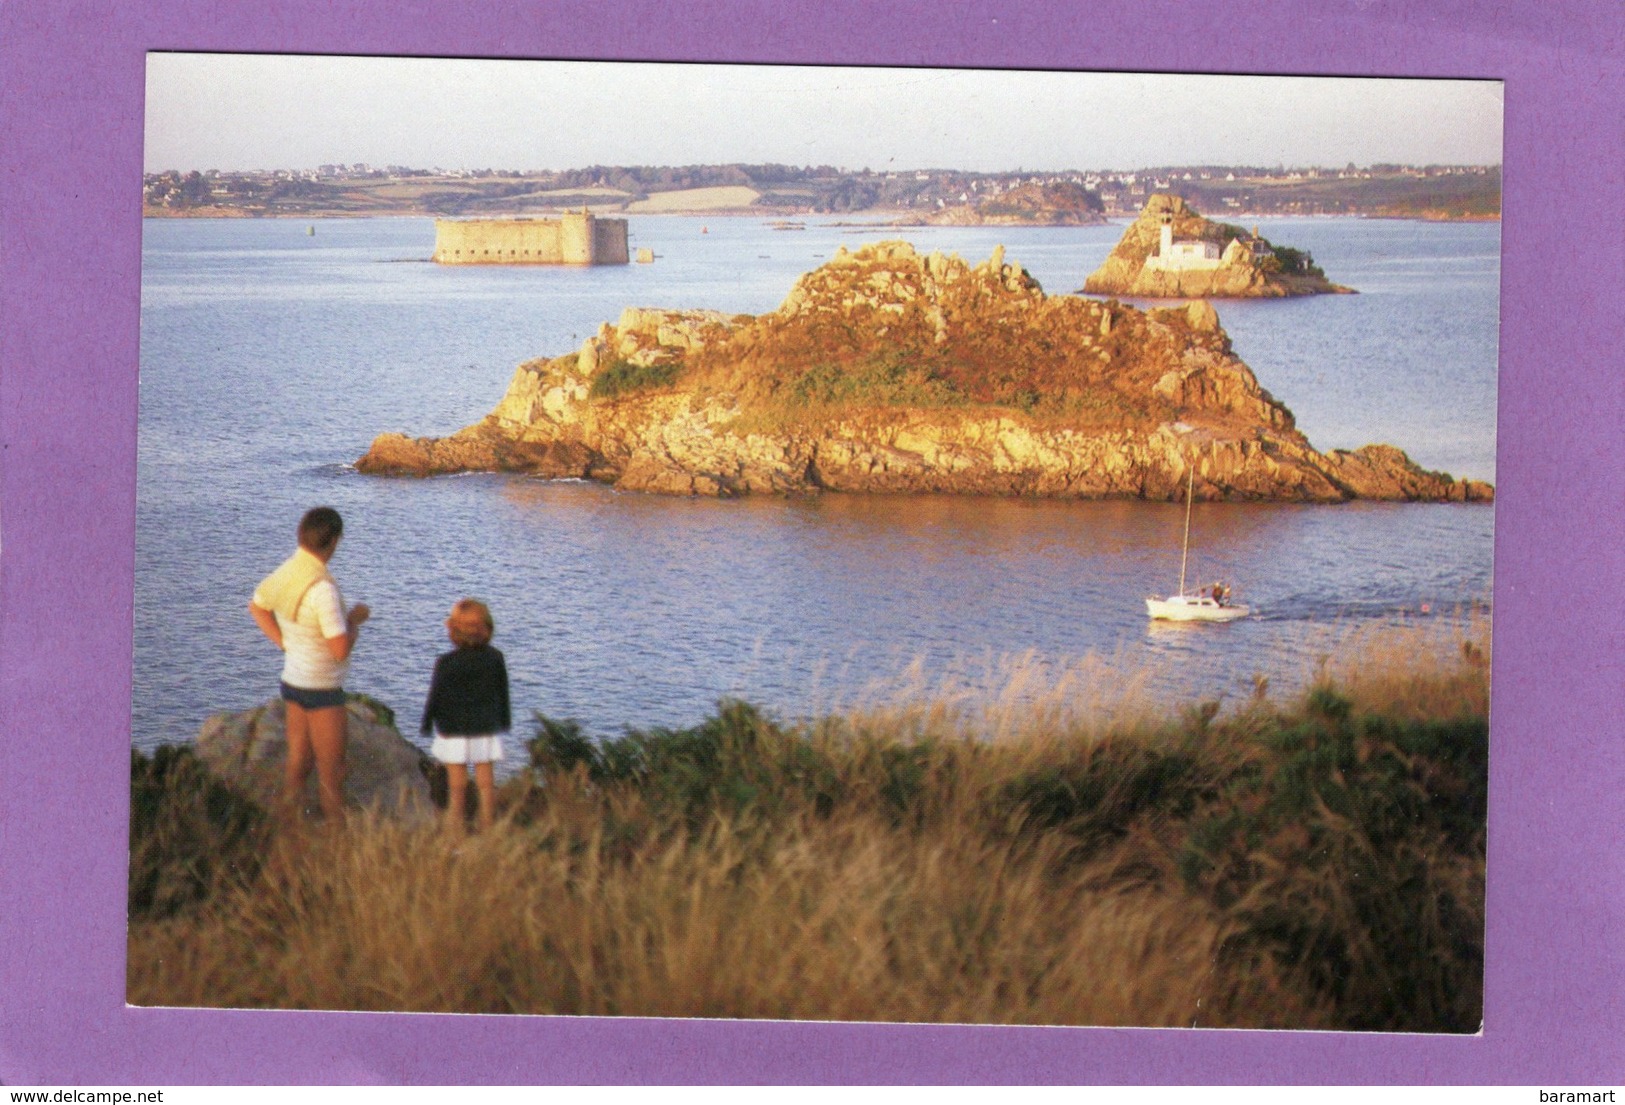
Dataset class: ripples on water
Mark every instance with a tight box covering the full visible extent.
[136,216,1497,768]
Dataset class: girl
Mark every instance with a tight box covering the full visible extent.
[420,599,510,831]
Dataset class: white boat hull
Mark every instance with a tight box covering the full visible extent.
[1145,594,1251,622]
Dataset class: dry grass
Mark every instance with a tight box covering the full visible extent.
[624,186,763,213]
[1306,610,1491,722]
[128,802,1327,1027]
[128,622,1488,1030]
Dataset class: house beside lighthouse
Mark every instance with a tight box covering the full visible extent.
[1143,212,1266,273]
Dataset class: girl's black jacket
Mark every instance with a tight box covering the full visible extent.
[420,644,511,736]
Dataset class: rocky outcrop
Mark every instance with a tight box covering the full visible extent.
[194,696,435,820]
[357,240,1488,503]
[922,182,1108,227]
[1082,194,1353,299]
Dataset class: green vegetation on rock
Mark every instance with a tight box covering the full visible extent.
[587,355,685,400]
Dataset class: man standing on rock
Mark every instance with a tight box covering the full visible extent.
[249,506,370,826]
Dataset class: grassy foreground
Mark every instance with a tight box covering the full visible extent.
[128,625,1488,1031]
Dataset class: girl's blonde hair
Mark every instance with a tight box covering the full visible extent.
[448,598,494,647]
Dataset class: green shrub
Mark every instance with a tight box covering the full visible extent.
[1269,245,1326,279]
[1177,688,1487,1031]
[528,713,602,778]
[588,357,684,400]
[129,746,268,921]
[529,700,843,827]
[787,355,965,410]
[1007,747,1206,856]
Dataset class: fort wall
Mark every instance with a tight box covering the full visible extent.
[592,218,630,264]
[432,213,629,265]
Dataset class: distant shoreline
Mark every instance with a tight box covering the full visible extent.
[144,163,1502,225]
[142,206,1501,224]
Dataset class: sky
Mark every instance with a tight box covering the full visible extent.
[143,54,1504,175]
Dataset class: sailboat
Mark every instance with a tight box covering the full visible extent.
[1145,466,1250,622]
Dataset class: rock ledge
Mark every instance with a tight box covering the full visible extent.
[194,696,435,820]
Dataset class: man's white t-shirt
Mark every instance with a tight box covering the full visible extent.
[253,576,349,690]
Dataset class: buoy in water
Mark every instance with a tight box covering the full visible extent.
[307,226,315,236]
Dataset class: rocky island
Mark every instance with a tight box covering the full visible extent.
[918,181,1108,227]
[357,241,1489,503]
[1082,194,1353,299]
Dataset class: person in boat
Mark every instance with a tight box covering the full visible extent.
[249,506,370,826]
[1211,581,1230,606]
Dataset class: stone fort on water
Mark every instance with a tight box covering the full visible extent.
[432,210,630,265]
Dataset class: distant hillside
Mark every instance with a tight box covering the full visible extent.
[142,163,1501,221]
[1167,166,1503,220]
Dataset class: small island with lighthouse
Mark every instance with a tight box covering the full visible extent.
[1082,193,1354,298]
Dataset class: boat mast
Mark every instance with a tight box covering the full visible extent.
[1178,465,1193,597]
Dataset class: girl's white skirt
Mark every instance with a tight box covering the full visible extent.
[431,731,506,765]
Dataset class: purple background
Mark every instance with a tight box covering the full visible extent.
[1,0,1620,1085]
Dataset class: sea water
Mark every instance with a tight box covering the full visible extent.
[135,215,1498,766]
